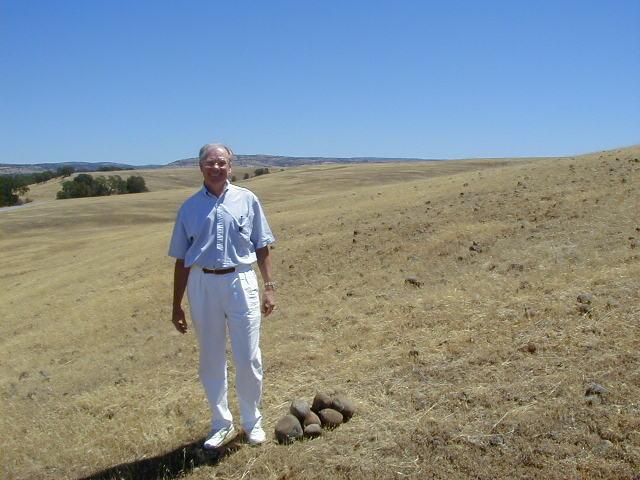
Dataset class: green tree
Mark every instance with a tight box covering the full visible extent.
[56,174,149,199]
[125,175,148,193]
[73,174,95,197]
[98,165,132,172]
[56,174,95,199]
[32,171,55,184]
[93,176,111,196]
[56,188,71,200]
[56,166,75,178]
[0,176,29,206]
[107,175,127,194]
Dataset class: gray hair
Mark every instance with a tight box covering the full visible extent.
[198,143,234,164]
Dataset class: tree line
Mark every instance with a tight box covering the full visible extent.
[2,164,272,207]
[230,168,271,182]
[56,174,148,199]
[0,167,75,207]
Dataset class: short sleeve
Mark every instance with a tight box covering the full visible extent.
[250,195,275,249]
[168,208,190,259]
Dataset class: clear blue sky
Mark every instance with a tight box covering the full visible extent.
[1,1,638,165]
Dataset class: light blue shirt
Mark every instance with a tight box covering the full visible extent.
[168,182,275,268]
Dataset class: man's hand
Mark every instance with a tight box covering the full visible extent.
[262,289,276,316]
[256,246,276,317]
[171,259,190,333]
[172,306,188,333]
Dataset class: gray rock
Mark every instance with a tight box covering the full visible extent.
[404,277,423,288]
[519,342,537,354]
[311,392,332,413]
[599,429,622,442]
[303,424,322,438]
[577,293,593,304]
[303,411,321,427]
[274,414,303,444]
[585,382,607,396]
[330,394,356,421]
[469,241,482,253]
[412,392,429,410]
[289,398,310,423]
[318,408,343,429]
[593,440,613,455]
[605,298,620,310]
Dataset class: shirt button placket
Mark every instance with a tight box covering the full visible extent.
[216,202,224,266]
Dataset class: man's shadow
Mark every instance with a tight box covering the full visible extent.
[79,433,244,480]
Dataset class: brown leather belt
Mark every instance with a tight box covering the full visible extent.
[202,267,236,275]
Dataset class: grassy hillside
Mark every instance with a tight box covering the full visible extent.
[17,166,258,203]
[1,147,638,479]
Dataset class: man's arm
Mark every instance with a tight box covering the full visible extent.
[172,259,190,333]
[256,246,276,316]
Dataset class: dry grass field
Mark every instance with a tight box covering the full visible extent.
[1,147,639,479]
[19,166,259,203]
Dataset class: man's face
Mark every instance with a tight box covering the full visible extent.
[200,148,232,188]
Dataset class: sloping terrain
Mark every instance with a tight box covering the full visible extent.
[0,146,638,479]
[13,166,257,203]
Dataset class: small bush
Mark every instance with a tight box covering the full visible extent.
[98,165,133,172]
[254,167,270,176]
[56,166,75,178]
[125,176,148,193]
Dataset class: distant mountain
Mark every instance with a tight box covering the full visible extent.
[0,161,147,175]
[0,155,436,175]
[166,154,435,168]
[3,145,638,175]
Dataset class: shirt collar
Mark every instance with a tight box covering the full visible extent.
[201,180,230,199]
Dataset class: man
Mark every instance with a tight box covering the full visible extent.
[169,143,276,449]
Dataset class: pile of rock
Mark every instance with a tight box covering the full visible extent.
[274,392,356,444]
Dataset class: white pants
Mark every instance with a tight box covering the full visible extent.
[187,265,263,431]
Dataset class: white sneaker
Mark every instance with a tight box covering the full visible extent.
[246,426,266,445]
[204,424,235,449]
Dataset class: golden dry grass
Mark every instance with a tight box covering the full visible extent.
[1,147,639,479]
[20,166,258,203]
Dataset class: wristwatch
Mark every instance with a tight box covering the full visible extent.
[264,281,277,290]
